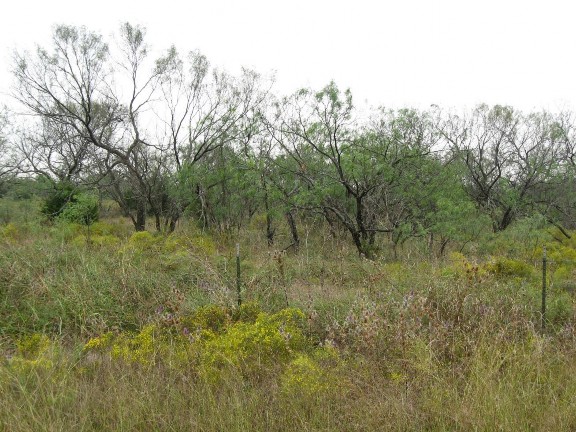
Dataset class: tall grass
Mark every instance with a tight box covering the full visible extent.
[1,211,576,430]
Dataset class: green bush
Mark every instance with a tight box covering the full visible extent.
[280,346,343,399]
[486,257,534,279]
[181,304,231,333]
[8,334,56,375]
[41,182,76,220]
[200,308,308,380]
[83,306,312,381]
[125,231,163,252]
[233,301,262,323]
[58,193,99,225]
[41,182,99,225]
[0,222,21,242]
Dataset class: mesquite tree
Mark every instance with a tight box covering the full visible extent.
[439,105,563,232]
[268,83,438,258]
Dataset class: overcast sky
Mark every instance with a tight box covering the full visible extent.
[1,0,575,112]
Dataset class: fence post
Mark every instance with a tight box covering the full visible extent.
[236,243,242,307]
[541,246,547,332]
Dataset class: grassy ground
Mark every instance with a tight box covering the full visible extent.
[1,201,576,431]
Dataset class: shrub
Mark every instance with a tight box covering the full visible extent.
[41,181,77,220]
[442,252,488,283]
[126,231,162,252]
[83,332,115,352]
[190,234,216,256]
[281,354,328,396]
[58,193,99,225]
[200,308,308,380]
[83,306,313,381]
[160,250,191,271]
[233,301,262,323]
[485,257,534,279]
[280,346,343,399]
[8,334,55,375]
[540,243,576,264]
[16,333,52,359]
[84,325,195,368]
[547,292,574,327]
[163,233,216,256]
[90,221,125,237]
[0,222,20,241]
[180,304,231,333]
[41,181,99,227]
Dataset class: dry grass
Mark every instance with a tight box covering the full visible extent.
[1,214,576,430]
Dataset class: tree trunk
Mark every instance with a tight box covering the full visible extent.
[169,217,178,233]
[196,184,210,230]
[262,177,275,246]
[323,208,337,238]
[325,205,374,259]
[134,201,146,231]
[155,212,161,232]
[439,237,449,257]
[498,206,514,231]
[355,195,369,244]
[285,210,299,251]
[344,224,373,259]
[167,209,180,233]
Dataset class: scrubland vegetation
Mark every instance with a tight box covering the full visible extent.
[3,22,576,431]
[0,197,576,431]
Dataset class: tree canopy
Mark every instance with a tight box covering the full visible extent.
[3,23,576,258]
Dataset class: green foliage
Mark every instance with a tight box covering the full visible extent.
[175,146,264,233]
[200,308,308,379]
[547,291,574,326]
[82,306,313,381]
[41,182,99,226]
[123,231,217,258]
[483,215,549,258]
[0,197,41,224]
[281,354,329,397]
[190,234,217,255]
[485,257,534,279]
[86,221,124,237]
[541,242,576,264]
[71,233,120,248]
[126,230,163,251]
[109,324,194,367]
[233,301,262,323]
[16,333,52,359]
[445,252,534,282]
[58,193,99,225]
[50,220,84,242]
[0,222,21,242]
[280,346,343,399]
[41,181,77,220]
[83,331,114,351]
[1,177,50,200]
[82,325,195,368]
[442,252,488,283]
[8,334,55,375]
[181,304,231,333]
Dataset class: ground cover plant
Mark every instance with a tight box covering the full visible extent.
[1,198,576,431]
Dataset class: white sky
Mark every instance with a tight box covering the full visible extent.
[1,0,575,112]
